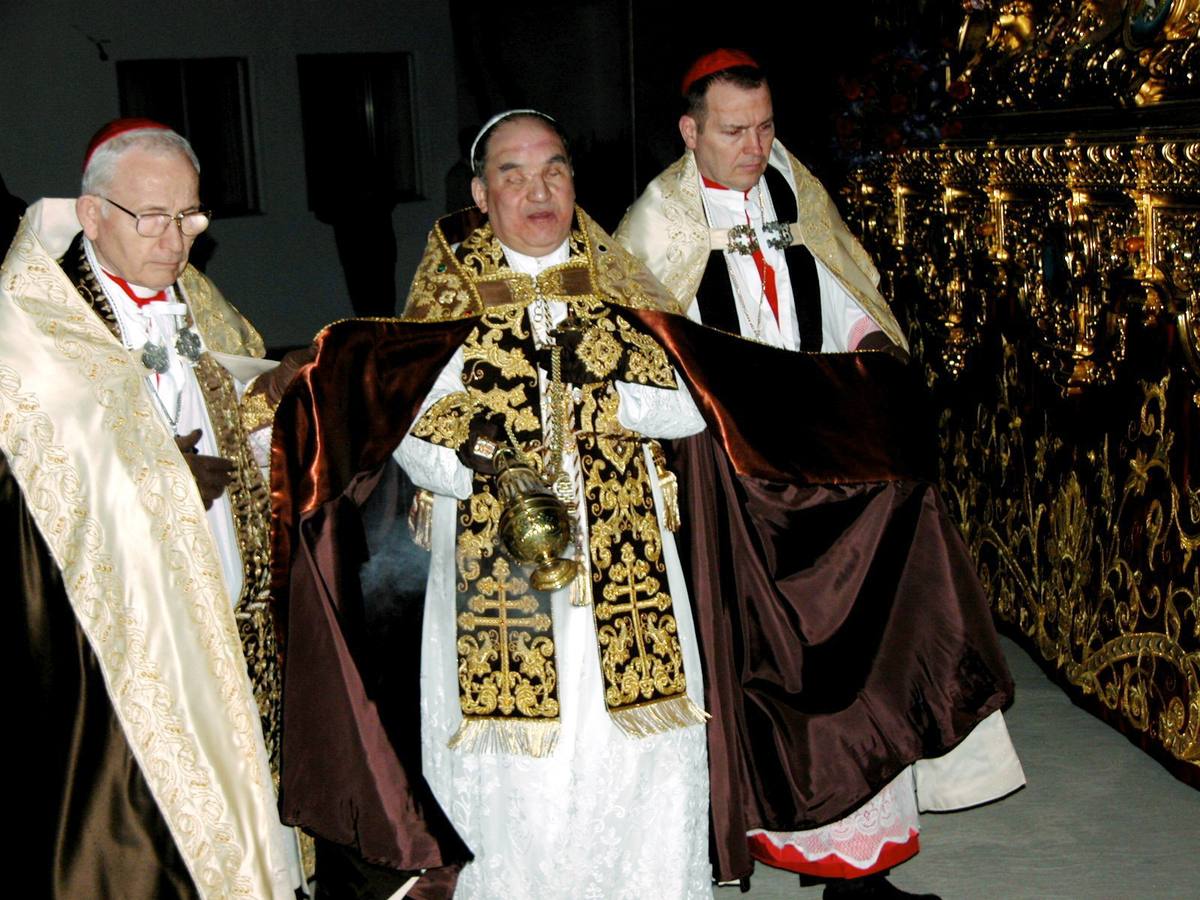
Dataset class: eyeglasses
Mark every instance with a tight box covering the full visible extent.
[102,196,212,237]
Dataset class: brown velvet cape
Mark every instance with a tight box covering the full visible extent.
[270,317,476,897]
[5,453,198,900]
[270,310,1012,890]
[627,310,1013,882]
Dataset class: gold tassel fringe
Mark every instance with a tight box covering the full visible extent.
[610,695,709,739]
[407,488,434,551]
[650,441,680,533]
[447,717,561,757]
[569,555,592,607]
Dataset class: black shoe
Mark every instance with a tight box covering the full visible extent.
[822,874,941,900]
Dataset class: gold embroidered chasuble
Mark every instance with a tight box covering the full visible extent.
[0,199,295,898]
[404,208,707,754]
[614,141,908,351]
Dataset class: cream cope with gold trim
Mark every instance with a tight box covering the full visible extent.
[615,140,908,351]
[0,199,295,899]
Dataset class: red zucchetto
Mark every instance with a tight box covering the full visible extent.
[681,48,760,95]
[82,118,171,170]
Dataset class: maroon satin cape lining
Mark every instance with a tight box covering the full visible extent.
[270,317,476,884]
[5,454,198,899]
[270,310,1012,887]
[624,308,936,484]
[623,311,1013,883]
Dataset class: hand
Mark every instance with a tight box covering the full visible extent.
[855,330,910,364]
[246,344,318,406]
[175,429,235,509]
[455,417,507,476]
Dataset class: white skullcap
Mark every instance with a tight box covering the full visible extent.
[469,109,558,170]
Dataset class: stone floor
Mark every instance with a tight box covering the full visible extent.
[738,636,1200,900]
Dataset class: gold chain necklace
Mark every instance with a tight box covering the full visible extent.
[519,294,588,604]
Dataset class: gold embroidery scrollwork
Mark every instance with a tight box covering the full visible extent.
[448,308,563,756]
[463,326,538,382]
[581,432,705,736]
[849,134,1200,779]
[619,325,677,388]
[410,391,480,451]
[456,556,557,719]
[576,326,623,380]
[403,229,479,320]
[595,542,685,707]
[194,353,280,772]
[459,223,507,277]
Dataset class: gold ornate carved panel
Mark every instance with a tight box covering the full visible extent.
[957,0,1199,110]
[848,134,1200,785]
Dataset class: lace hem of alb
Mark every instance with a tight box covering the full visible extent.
[748,767,920,870]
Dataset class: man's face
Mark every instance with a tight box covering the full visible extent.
[76,147,200,290]
[470,117,575,258]
[680,81,775,192]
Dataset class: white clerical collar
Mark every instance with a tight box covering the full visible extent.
[84,237,186,314]
[702,178,767,214]
[498,238,570,276]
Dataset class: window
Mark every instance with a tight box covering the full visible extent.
[297,52,421,216]
[117,57,259,216]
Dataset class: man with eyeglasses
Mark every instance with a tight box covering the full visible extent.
[1,118,305,898]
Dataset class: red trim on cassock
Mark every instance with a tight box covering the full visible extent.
[746,829,920,880]
[700,176,780,324]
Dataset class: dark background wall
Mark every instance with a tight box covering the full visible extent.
[1,0,458,346]
[1,0,950,346]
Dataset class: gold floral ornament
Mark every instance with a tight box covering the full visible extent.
[576,326,624,380]
[239,389,277,434]
[410,391,482,451]
[620,326,678,387]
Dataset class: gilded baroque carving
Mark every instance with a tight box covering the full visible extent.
[955,1,1199,110]
[850,131,1199,780]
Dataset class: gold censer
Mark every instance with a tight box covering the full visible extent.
[494,447,578,591]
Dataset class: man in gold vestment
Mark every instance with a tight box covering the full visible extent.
[272,110,714,899]
[273,104,1023,900]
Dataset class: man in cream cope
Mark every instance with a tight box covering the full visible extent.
[617,48,906,356]
[3,119,305,898]
[617,51,1025,900]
